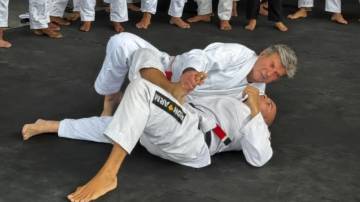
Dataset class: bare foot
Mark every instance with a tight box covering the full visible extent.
[33,28,63,39]
[136,13,152,29]
[232,1,238,17]
[22,119,59,140]
[128,3,140,12]
[112,21,125,33]
[287,8,307,20]
[50,16,71,26]
[245,19,256,31]
[331,13,348,25]
[219,20,232,31]
[260,2,269,16]
[0,39,12,48]
[169,17,190,28]
[67,171,117,202]
[186,14,211,23]
[274,21,288,32]
[66,11,80,22]
[48,22,61,31]
[80,21,92,32]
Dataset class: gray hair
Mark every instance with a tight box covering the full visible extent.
[262,44,298,78]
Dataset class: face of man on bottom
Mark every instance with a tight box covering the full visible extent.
[259,95,277,126]
[248,53,287,84]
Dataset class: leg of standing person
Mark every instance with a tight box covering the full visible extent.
[187,0,212,23]
[326,0,347,24]
[79,0,96,31]
[232,0,239,17]
[268,0,288,31]
[50,0,71,26]
[169,0,190,28]
[136,0,157,29]
[0,0,11,48]
[29,0,63,38]
[127,0,140,11]
[218,0,232,30]
[287,0,313,19]
[111,0,128,32]
[66,0,81,21]
[245,0,259,31]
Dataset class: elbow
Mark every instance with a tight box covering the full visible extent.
[246,148,273,167]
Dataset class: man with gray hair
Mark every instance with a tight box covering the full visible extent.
[95,32,298,116]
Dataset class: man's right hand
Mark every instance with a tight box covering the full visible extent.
[244,86,260,117]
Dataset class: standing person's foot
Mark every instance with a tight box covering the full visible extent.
[274,21,288,32]
[66,11,80,22]
[33,28,63,38]
[128,3,140,12]
[287,8,307,19]
[331,13,348,25]
[112,22,125,33]
[48,22,61,31]
[169,17,190,28]
[187,14,211,23]
[245,19,256,31]
[0,39,11,48]
[232,1,238,17]
[219,20,232,31]
[50,16,71,26]
[80,21,92,32]
[259,2,268,16]
[136,13,151,29]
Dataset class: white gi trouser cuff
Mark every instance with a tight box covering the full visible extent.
[80,0,96,21]
[29,0,50,29]
[0,0,9,27]
[325,0,341,13]
[218,0,232,20]
[141,0,157,14]
[50,0,68,17]
[195,0,212,15]
[168,0,187,17]
[298,0,314,8]
[110,0,129,22]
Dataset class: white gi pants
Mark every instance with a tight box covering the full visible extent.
[29,0,51,29]
[60,79,211,168]
[80,0,128,22]
[298,0,341,13]
[194,0,232,20]
[94,32,171,95]
[49,0,80,17]
[0,0,9,27]
[141,0,158,14]
[168,0,187,17]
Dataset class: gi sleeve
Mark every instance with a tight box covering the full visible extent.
[240,114,273,167]
[179,49,209,73]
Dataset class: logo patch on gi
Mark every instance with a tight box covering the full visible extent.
[152,91,186,124]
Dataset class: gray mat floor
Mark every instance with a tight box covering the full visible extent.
[1,0,360,201]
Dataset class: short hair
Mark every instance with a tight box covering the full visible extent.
[262,44,298,78]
